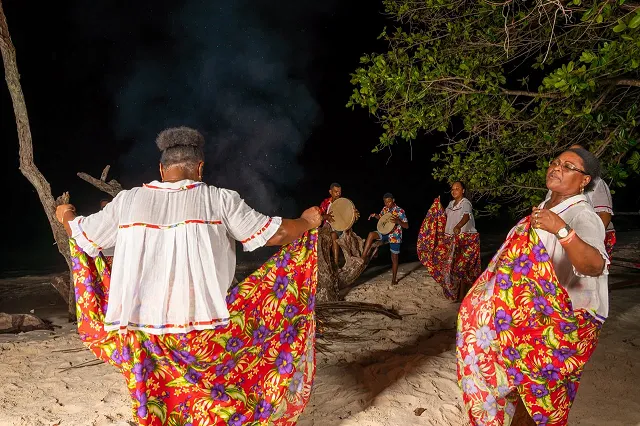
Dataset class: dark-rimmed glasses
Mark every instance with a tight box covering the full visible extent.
[548,158,587,175]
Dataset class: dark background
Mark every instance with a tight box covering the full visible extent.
[1,0,637,277]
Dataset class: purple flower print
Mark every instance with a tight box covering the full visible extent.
[461,378,478,394]
[513,254,533,275]
[552,347,576,362]
[539,279,556,295]
[72,257,82,272]
[284,304,299,319]
[133,389,148,418]
[132,357,155,382]
[252,325,270,344]
[171,350,196,365]
[225,337,244,353]
[289,371,304,393]
[228,412,247,426]
[226,286,239,304]
[504,347,521,362]
[142,340,162,355]
[184,368,202,384]
[494,310,512,332]
[507,367,524,386]
[215,359,237,376]
[110,349,123,364]
[456,331,464,348]
[273,276,288,299]
[308,294,316,311]
[211,384,230,401]
[540,364,560,381]
[276,252,291,268]
[254,399,274,420]
[559,321,578,334]
[482,395,498,417]
[276,351,294,375]
[532,242,550,263]
[532,296,554,316]
[280,325,297,345]
[532,413,549,425]
[475,325,497,350]
[530,383,549,398]
[464,349,480,374]
[496,273,512,290]
[121,345,132,362]
[566,381,577,401]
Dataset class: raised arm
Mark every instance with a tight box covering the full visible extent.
[266,208,322,246]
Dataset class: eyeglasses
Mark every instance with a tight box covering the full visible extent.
[548,158,588,175]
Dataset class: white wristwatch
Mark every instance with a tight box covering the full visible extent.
[555,224,572,239]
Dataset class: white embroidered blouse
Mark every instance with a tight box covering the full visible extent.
[535,195,609,321]
[445,198,477,235]
[545,177,614,231]
[69,180,282,334]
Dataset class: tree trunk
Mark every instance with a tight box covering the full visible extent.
[0,1,76,319]
[316,226,380,302]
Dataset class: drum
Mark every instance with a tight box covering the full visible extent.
[377,212,396,235]
[327,198,357,231]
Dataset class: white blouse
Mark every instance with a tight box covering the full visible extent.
[536,195,609,321]
[69,180,282,335]
[445,198,477,234]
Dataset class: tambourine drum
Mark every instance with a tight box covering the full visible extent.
[377,212,396,235]
[328,198,357,232]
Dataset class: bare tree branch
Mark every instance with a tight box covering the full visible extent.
[77,167,124,197]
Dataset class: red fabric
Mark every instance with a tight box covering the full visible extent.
[71,230,318,425]
[418,197,481,300]
[457,217,601,426]
[604,230,616,260]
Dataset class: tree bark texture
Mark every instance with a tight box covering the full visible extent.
[316,226,380,302]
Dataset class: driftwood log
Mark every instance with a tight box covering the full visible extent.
[316,226,382,302]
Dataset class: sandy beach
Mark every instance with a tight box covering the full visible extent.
[1,239,639,426]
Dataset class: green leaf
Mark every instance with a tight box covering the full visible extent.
[629,13,640,29]
[612,21,627,33]
[147,398,167,424]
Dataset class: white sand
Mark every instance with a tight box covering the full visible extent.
[1,263,639,426]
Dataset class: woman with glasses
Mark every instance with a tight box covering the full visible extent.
[418,181,481,301]
[544,145,616,259]
[457,147,608,425]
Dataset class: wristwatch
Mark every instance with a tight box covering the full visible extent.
[555,224,572,239]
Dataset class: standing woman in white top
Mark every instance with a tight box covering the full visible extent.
[457,147,608,425]
[442,181,481,301]
[55,127,322,425]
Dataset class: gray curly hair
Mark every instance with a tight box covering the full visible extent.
[156,126,205,168]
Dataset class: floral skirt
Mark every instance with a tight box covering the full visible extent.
[71,230,318,426]
[604,230,616,260]
[456,218,601,426]
[418,197,482,301]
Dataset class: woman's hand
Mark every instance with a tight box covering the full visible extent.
[301,207,323,229]
[56,204,76,224]
[532,206,566,234]
[453,225,461,235]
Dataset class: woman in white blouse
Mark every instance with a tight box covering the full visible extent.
[54,127,322,424]
[457,147,608,425]
[442,181,481,301]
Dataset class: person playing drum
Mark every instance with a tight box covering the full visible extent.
[362,193,408,285]
[320,182,359,265]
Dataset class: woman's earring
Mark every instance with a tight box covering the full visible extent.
[580,186,584,193]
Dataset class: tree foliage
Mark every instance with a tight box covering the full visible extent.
[348,0,640,214]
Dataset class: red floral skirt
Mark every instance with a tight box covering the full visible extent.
[418,197,481,300]
[456,218,601,425]
[604,230,616,260]
[71,230,318,425]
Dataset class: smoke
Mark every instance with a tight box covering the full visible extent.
[110,0,323,216]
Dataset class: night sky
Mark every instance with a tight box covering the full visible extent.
[2,1,636,277]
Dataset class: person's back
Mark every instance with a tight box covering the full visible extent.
[83,180,280,333]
